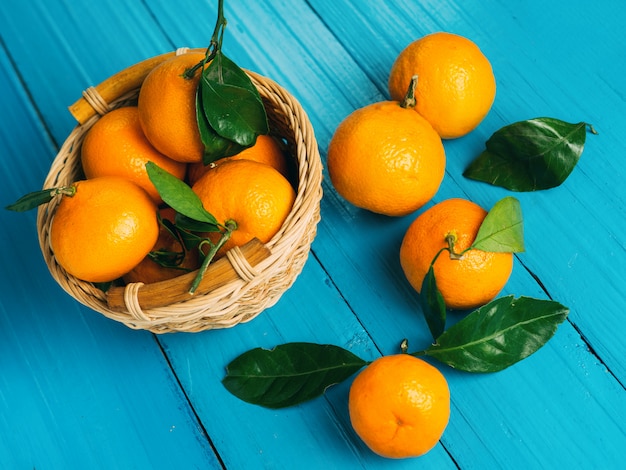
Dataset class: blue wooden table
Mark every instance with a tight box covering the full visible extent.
[1,0,625,468]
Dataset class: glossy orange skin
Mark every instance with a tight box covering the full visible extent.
[400,198,513,310]
[137,52,207,163]
[388,32,496,139]
[191,159,296,257]
[349,354,450,459]
[327,101,445,217]
[81,106,187,204]
[50,177,159,283]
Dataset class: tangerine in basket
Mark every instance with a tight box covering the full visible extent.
[349,354,450,459]
[123,207,201,284]
[191,159,296,257]
[327,83,445,217]
[49,176,159,283]
[187,134,289,186]
[400,198,513,310]
[388,32,496,139]
[138,51,208,163]
[81,106,187,204]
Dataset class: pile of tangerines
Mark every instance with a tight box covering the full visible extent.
[50,51,295,286]
[327,32,509,459]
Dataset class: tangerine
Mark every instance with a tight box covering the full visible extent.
[137,51,207,163]
[81,106,187,204]
[49,177,159,283]
[388,32,496,139]
[400,198,513,310]
[327,94,445,217]
[349,354,450,459]
[191,159,296,257]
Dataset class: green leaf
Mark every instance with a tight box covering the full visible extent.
[422,296,569,372]
[222,343,369,409]
[196,86,247,165]
[5,188,64,212]
[420,265,446,340]
[146,161,219,226]
[200,51,268,146]
[174,213,222,233]
[472,196,525,253]
[463,118,591,191]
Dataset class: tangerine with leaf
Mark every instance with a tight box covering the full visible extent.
[191,159,296,258]
[400,198,514,310]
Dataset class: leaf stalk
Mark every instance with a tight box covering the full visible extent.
[189,218,237,294]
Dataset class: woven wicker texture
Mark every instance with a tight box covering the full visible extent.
[37,52,323,333]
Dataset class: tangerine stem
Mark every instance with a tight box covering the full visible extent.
[189,218,237,294]
[399,75,418,109]
[446,233,465,260]
[57,185,77,197]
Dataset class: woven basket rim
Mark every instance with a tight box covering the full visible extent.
[36,52,323,333]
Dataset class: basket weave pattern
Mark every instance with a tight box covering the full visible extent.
[37,60,323,333]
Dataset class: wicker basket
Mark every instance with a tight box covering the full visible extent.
[36,48,323,334]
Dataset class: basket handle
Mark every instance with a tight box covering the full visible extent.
[68,48,205,125]
[106,238,271,312]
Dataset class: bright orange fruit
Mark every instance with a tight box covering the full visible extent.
[327,100,445,217]
[81,106,187,204]
[137,51,207,163]
[349,354,450,459]
[388,32,496,139]
[191,159,296,257]
[400,198,513,310]
[49,177,159,283]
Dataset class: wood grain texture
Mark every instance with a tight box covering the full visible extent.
[0,0,624,468]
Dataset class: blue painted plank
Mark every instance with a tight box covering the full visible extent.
[0,13,221,470]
